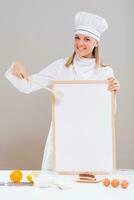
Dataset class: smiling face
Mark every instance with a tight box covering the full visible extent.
[74,34,98,58]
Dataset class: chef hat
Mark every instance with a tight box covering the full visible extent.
[74,11,108,41]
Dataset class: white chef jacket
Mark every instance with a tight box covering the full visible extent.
[5,55,114,171]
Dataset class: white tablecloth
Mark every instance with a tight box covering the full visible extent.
[0,170,134,200]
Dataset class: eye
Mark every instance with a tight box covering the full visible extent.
[74,36,80,40]
[85,38,90,41]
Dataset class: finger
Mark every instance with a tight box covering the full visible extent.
[109,86,120,92]
[24,73,29,81]
[110,79,117,85]
[108,78,119,88]
[20,73,25,79]
[16,72,23,80]
[110,82,120,89]
[108,82,114,88]
[107,79,115,87]
[19,74,24,80]
[21,72,29,81]
[110,83,119,89]
[112,80,118,84]
[108,81,119,89]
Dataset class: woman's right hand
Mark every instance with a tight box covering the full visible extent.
[11,61,29,81]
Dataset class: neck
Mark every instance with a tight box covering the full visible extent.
[82,53,94,59]
[74,54,96,67]
[76,54,95,60]
[76,53,95,59]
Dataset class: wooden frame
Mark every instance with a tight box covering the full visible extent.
[52,80,116,174]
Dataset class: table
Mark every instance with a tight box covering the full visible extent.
[0,170,134,200]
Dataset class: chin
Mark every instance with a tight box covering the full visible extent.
[76,52,88,58]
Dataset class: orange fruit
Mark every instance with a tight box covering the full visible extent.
[10,170,23,183]
[121,180,129,189]
[103,178,110,187]
[111,179,120,187]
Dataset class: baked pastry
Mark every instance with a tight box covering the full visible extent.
[79,172,96,181]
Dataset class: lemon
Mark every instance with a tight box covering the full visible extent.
[26,174,34,183]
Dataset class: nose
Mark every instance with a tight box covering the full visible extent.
[78,40,85,47]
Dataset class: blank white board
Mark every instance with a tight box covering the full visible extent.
[52,81,116,174]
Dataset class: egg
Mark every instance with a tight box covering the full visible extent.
[111,179,120,187]
[121,180,129,189]
[103,178,110,187]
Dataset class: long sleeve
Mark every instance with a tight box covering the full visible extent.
[105,66,114,78]
[5,59,64,94]
[106,66,117,113]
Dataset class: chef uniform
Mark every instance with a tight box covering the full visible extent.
[5,12,114,171]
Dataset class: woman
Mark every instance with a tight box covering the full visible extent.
[5,11,120,171]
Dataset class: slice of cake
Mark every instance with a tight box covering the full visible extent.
[78,172,96,181]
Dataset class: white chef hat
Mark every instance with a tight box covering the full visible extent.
[74,11,108,41]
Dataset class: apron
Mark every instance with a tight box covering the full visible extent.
[40,58,114,171]
[41,124,53,170]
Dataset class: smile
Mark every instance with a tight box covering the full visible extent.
[77,47,86,51]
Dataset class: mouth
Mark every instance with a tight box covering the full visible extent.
[77,47,86,52]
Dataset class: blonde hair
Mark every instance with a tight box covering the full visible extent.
[65,45,107,68]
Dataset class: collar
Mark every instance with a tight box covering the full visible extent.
[73,55,96,74]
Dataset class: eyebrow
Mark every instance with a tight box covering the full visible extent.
[74,35,91,39]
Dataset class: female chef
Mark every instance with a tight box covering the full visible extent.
[5,11,120,171]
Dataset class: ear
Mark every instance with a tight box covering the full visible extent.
[94,41,99,47]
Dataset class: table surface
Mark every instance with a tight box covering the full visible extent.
[0,170,134,200]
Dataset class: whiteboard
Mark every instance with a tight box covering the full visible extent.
[52,81,116,174]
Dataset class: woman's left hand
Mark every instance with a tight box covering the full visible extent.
[107,77,120,95]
